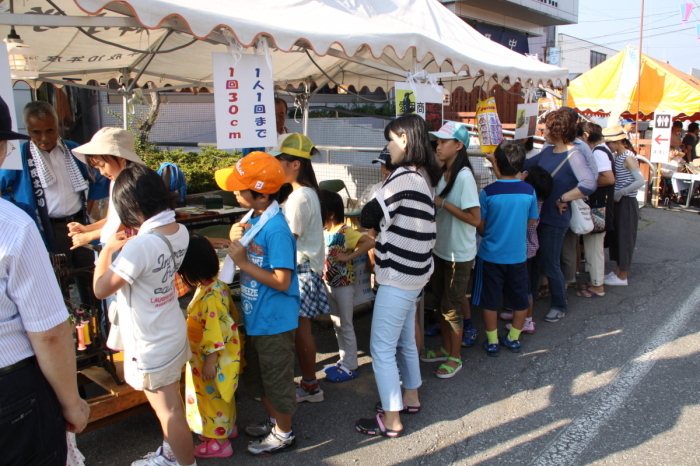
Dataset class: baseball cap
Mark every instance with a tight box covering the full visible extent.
[621,118,635,125]
[602,125,627,142]
[72,127,144,165]
[215,151,285,194]
[0,96,30,141]
[372,147,390,164]
[269,133,319,159]
[429,121,470,144]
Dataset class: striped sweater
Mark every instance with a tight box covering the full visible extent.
[374,167,436,290]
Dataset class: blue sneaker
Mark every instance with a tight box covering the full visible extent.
[324,364,359,383]
[483,341,500,357]
[461,326,478,347]
[425,322,441,337]
[500,335,522,353]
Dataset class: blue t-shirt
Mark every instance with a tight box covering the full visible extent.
[240,211,300,336]
[478,180,539,265]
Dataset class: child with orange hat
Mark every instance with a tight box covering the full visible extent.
[217,152,300,456]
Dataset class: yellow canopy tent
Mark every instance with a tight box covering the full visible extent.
[567,46,700,121]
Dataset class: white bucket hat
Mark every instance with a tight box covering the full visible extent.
[72,127,144,165]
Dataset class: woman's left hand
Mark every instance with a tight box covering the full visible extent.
[105,231,129,251]
[433,195,444,208]
[556,199,567,214]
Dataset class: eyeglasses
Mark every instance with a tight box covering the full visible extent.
[0,141,16,157]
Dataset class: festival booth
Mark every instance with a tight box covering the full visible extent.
[0,0,568,429]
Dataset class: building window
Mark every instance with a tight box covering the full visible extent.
[590,51,606,68]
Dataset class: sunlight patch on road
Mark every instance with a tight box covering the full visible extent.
[570,369,620,397]
[636,332,700,361]
[586,329,622,340]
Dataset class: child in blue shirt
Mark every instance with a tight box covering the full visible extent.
[473,141,539,357]
[217,152,300,456]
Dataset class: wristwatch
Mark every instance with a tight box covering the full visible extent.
[557,196,565,203]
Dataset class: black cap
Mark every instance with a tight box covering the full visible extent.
[372,146,390,164]
[0,96,30,141]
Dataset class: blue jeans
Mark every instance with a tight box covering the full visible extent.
[534,223,568,312]
[370,285,422,412]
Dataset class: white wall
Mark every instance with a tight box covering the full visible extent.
[557,34,618,77]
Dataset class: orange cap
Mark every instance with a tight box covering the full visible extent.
[215,151,285,194]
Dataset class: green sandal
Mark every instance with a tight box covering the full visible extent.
[436,357,462,379]
[420,347,449,363]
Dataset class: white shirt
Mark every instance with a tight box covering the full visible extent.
[0,199,68,367]
[39,145,82,218]
[433,167,480,262]
[283,187,325,275]
[100,183,122,243]
[592,143,613,173]
[110,224,189,374]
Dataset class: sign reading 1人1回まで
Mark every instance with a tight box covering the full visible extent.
[213,53,276,149]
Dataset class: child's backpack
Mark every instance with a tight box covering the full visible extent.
[157,162,187,206]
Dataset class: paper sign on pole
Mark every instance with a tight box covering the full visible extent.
[0,45,24,170]
[394,82,443,131]
[514,103,538,140]
[213,53,276,150]
[650,112,672,164]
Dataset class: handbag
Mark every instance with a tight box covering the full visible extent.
[570,198,594,235]
[590,206,606,233]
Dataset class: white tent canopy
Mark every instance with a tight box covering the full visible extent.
[1,0,567,94]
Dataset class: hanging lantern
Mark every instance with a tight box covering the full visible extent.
[681,3,694,22]
[4,27,38,79]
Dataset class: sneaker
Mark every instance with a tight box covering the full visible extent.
[500,335,522,353]
[506,320,535,334]
[483,340,500,357]
[131,447,177,466]
[247,429,296,457]
[544,309,565,322]
[425,322,441,336]
[499,312,513,321]
[604,271,616,280]
[461,326,478,347]
[296,381,324,403]
[245,418,275,438]
[604,274,628,286]
[324,364,359,383]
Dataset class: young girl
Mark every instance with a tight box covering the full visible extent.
[320,190,375,383]
[271,133,331,402]
[179,234,242,459]
[92,164,194,466]
[421,122,480,379]
[356,114,440,437]
[67,127,144,248]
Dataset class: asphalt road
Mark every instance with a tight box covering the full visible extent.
[78,205,700,465]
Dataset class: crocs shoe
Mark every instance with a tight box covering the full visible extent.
[194,438,233,458]
[461,326,478,347]
[483,341,500,358]
[324,365,359,383]
[499,335,522,353]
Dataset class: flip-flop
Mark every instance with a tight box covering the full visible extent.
[355,413,403,438]
[420,347,449,362]
[536,285,550,299]
[436,356,462,379]
[576,282,593,291]
[374,401,421,414]
[576,288,605,298]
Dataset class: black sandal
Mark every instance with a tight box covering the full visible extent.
[374,401,421,414]
[355,414,403,438]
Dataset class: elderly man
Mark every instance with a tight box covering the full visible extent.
[0,101,108,306]
[0,95,89,464]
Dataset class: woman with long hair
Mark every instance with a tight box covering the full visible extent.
[355,114,439,437]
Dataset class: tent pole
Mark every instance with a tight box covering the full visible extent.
[302,80,310,136]
[122,92,128,130]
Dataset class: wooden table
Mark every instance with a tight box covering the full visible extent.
[176,206,248,230]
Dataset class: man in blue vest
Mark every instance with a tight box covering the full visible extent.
[0,101,108,306]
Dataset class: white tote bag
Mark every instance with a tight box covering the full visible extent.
[570,198,594,235]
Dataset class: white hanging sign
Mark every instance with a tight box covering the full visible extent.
[0,45,24,170]
[394,82,443,132]
[514,103,539,140]
[213,53,276,150]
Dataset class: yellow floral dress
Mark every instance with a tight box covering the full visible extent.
[185,279,242,438]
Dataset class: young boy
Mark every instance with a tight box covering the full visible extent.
[217,152,300,456]
[473,141,539,357]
